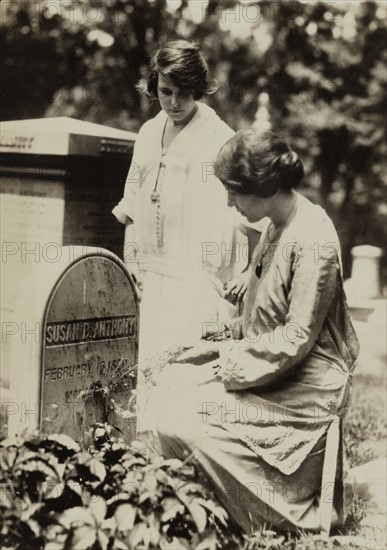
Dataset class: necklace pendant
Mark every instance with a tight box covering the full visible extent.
[255,262,263,278]
[151,191,160,202]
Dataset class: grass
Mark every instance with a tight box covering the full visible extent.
[344,373,387,468]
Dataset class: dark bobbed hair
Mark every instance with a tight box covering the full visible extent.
[214,129,304,198]
[138,39,218,101]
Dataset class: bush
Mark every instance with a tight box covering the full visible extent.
[0,426,242,550]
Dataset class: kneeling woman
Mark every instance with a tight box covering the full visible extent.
[155,130,359,533]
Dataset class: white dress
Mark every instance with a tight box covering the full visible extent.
[113,102,247,428]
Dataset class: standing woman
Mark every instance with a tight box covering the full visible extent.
[112,40,248,429]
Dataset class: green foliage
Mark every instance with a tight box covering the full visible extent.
[1,366,384,550]
[1,0,165,128]
[0,427,241,549]
[0,426,372,550]
[1,0,386,271]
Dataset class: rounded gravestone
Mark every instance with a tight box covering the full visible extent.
[7,247,139,443]
[41,253,138,441]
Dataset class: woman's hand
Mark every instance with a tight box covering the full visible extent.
[175,341,220,365]
[124,221,143,298]
[224,269,251,306]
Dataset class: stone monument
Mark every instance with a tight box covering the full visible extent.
[1,117,136,401]
[344,244,385,378]
[6,247,139,443]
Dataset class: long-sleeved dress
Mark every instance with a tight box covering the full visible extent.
[156,192,359,532]
[113,102,247,429]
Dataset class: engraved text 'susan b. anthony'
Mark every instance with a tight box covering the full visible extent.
[45,315,137,345]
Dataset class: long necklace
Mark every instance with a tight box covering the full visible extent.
[151,120,168,203]
[150,153,166,202]
[150,104,199,202]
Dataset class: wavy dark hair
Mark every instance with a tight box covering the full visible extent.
[214,129,304,198]
[138,39,218,100]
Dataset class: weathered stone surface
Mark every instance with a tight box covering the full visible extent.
[7,247,139,443]
[1,117,136,400]
[41,254,138,441]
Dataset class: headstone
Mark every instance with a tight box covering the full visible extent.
[253,92,271,131]
[351,299,386,378]
[0,117,136,401]
[6,247,139,443]
[343,245,385,378]
[346,245,382,302]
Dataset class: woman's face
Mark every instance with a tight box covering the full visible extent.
[226,188,271,223]
[157,73,196,124]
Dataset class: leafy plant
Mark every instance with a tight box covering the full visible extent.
[0,427,242,549]
[1,367,383,549]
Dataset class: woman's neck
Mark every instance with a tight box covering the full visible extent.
[162,103,198,151]
[269,190,297,229]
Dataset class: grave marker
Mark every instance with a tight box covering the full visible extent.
[0,117,136,400]
[8,247,139,443]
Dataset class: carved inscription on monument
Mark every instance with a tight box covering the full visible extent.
[40,255,138,441]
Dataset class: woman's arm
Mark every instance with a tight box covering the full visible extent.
[220,238,341,390]
[112,124,149,295]
[112,121,150,225]
[123,220,142,295]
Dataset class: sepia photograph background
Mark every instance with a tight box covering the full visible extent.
[1,1,386,549]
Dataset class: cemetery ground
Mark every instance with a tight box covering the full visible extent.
[1,357,385,550]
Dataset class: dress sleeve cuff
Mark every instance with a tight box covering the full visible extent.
[112,197,134,224]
